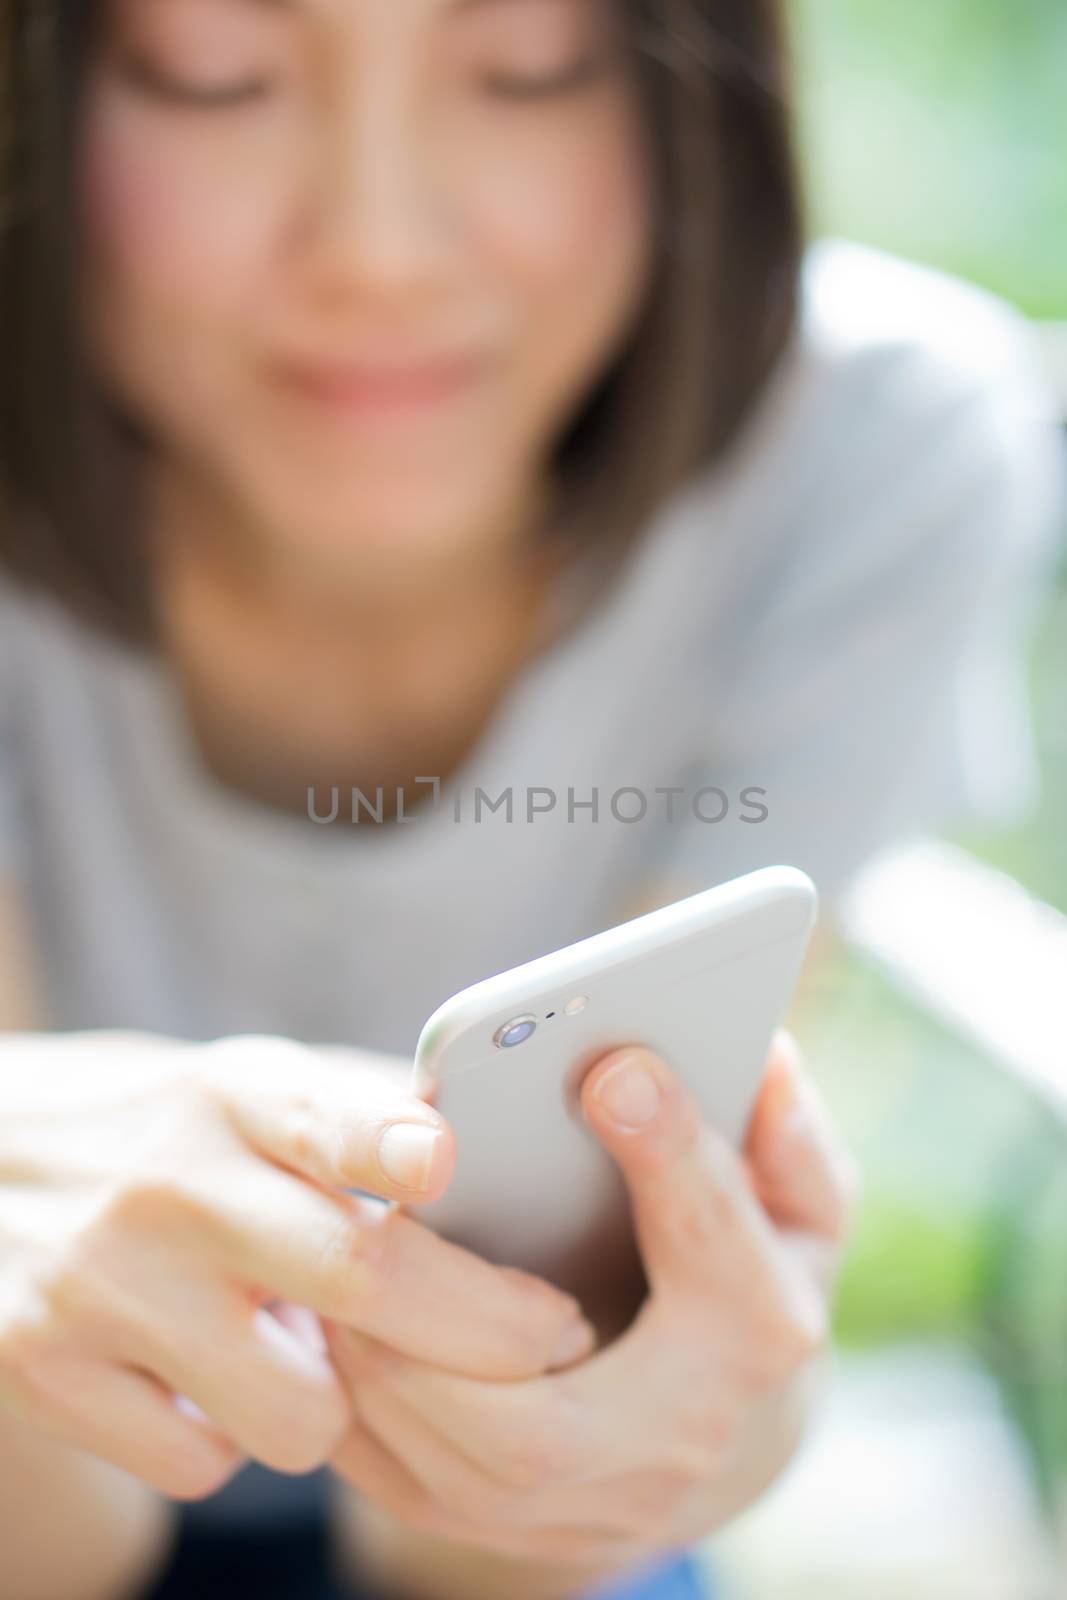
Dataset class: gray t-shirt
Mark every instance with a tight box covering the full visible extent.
[2,241,1064,1058]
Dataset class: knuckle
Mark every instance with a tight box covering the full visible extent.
[621,1465,697,1533]
[171,1060,222,1116]
[515,1317,565,1377]
[496,1411,579,1493]
[496,1439,556,1493]
[281,1099,325,1173]
[733,1338,785,1394]
[442,1472,511,1528]
[673,1193,719,1258]
[676,1397,737,1472]
[203,1035,323,1121]
[682,1144,745,1244]
[506,1281,576,1365]
[395,1484,457,1536]
[786,1298,831,1368]
[333,1330,381,1392]
[0,1314,66,1411]
[19,1230,126,1354]
[152,1066,227,1154]
[666,1442,720,1493]
[777,1291,829,1365]
[312,1208,391,1318]
[101,1172,215,1240]
[739,1299,827,1391]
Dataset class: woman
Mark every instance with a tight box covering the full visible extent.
[0,2,1062,1598]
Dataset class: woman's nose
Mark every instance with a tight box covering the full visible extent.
[295,78,461,305]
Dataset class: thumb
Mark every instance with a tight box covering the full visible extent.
[201,1034,455,1202]
[579,1044,775,1301]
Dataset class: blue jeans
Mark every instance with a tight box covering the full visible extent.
[145,1466,713,1600]
[580,1550,711,1599]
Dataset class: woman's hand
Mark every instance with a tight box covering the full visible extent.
[0,1030,594,1500]
[326,1032,858,1594]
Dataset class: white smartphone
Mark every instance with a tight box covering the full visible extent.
[410,865,817,1286]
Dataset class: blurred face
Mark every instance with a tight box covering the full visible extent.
[78,0,656,578]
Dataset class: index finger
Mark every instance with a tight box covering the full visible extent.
[202,1161,595,1381]
[205,1034,453,1200]
[746,1030,860,1243]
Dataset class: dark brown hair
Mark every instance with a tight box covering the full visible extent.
[0,0,803,648]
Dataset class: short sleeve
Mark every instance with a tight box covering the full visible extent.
[655,242,1067,912]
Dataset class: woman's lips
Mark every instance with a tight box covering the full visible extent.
[271,351,491,418]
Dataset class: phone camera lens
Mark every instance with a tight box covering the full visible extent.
[493,1015,537,1049]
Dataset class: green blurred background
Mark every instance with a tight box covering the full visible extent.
[795,0,1067,320]
[789,0,1067,1506]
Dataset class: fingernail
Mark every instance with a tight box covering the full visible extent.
[593,1051,661,1129]
[551,1317,597,1369]
[377,1123,441,1190]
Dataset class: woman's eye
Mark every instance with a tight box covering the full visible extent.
[480,55,605,101]
[120,56,274,109]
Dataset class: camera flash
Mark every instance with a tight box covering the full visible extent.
[564,995,587,1016]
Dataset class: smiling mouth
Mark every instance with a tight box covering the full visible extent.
[271,351,492,418]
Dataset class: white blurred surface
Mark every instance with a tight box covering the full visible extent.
[703,1344,1062,1600]
[838,839,1067,1119]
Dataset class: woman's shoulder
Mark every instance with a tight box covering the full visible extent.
[650,240,1065,646]
[0,567,62,689]
[800,238,1043,382]
[793,238,1060,467]
[708,238,1066,580]
[0,562,141,736]
[0,566,31,669]
[0,561,122,662]
[690,238,1060,525]
[0,563,58,637]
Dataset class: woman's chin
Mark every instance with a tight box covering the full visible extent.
[236,457,527,579]
[250,490,501,584]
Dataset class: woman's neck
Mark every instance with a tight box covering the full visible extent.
[146,461,572,820]
[149,454,559,642]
